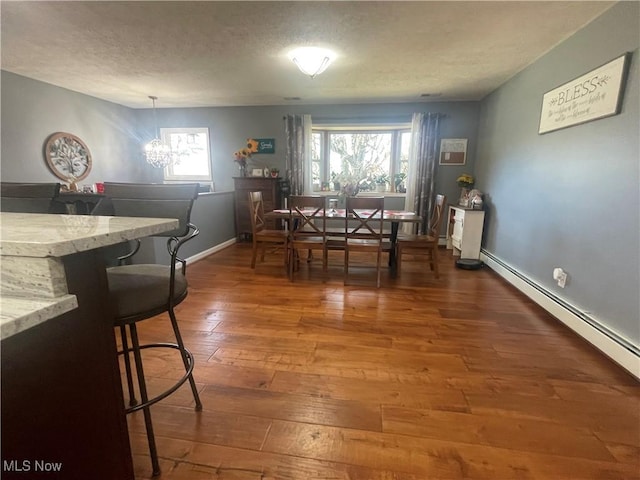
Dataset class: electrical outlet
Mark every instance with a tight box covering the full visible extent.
[557,271,567,288]
[553,267,568,288]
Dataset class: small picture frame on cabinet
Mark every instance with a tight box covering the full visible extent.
[251,168,264,177]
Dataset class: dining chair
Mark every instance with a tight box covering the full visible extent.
[396,194,447,278]
[0,182,61,213]
[288,195,327,281]
[344,196,391,288]
[248,191,288,269]
[102,182,202,476]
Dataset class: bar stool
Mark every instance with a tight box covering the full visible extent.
[102,182,202,476]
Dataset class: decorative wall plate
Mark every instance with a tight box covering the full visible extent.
[44,132,92,187]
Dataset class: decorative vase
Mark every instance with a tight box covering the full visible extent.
[342,183,359,197]
[239,164,247,177]
[459,187,470,207]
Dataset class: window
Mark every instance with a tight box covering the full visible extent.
[311,125,411,193]
[161,128,212,183]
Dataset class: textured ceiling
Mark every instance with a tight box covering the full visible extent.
[1,1,615,109]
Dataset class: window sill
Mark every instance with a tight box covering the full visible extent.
[310,190,406,198]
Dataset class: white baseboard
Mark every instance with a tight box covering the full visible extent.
[186,237,236,264]
[480,251,640,380]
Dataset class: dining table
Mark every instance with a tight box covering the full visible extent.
[265,207,421,273]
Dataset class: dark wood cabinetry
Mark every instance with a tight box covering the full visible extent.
[1,250,134,479]
[234,177,283,240]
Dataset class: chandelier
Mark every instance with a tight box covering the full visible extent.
[288,47,335,78]
[144,96,173,168]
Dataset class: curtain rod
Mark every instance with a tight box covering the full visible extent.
[283,113,447,121]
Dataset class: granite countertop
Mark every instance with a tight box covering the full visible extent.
[0,213,179,339]
[0,295,78,340]
[0,212,178,257]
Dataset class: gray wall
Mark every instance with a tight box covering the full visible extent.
[1,70,480,214]
[1,72,152,184]
[145,191,237,265]
[145,101,480,205]
[475,2,639,345]
[0,73,237,260]
[1,71,480,262]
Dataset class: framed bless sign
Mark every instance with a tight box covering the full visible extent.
[538,53,631,134]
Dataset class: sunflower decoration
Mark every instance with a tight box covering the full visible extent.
[234,138,259,167]
[246,138,259,153]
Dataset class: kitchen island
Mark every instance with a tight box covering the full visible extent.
[0,213,178,480]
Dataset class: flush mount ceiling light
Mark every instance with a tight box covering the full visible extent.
[288,47,335,78]
[144,96,173,168]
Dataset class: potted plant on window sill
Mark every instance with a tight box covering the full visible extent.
[374,173,389,192]
[330,172,341,192]
[393,173,407,193]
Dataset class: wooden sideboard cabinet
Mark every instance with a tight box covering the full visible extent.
[234,177,283,240]
[446,205,485,259]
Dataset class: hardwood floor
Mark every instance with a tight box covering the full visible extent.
[123,244,639,479]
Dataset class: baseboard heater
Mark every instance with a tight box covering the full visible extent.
[480,249,639,379]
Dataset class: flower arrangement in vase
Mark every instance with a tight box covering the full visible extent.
[234,138,259,176]
[456,173,474,207]
[340,181,360,197]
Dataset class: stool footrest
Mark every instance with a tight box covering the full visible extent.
[119,342,197,414]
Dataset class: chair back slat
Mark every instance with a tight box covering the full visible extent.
[246,191,288,268]
[396,194,447,279]
[287,195,327,280]
[103,182,198,237]
[0,182,61,213]
[289,195,326,239]
[345,196,384,239]
[248,191,267,234]
[427,194,447,237]
[344,196,386,288]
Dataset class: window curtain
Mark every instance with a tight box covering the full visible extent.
[403,112,443,234]
[284,114,312,195]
